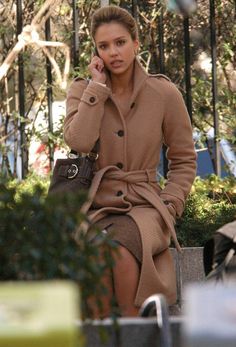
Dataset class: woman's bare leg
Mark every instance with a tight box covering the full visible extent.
[86,245,114,319]
[112,245,140,317]
[87,265,113,319]
[87,245,140,318]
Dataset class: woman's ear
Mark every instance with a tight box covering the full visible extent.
[133,39,139,55]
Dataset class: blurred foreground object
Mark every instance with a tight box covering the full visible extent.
[0,281,81,347]
[183,283,236,347]
[203,220,236,282]
[166,0,197,15]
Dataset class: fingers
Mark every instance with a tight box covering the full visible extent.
[88,56,104,74]
[88,56,106,84]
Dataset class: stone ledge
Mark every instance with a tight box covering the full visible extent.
[80,317,183,347]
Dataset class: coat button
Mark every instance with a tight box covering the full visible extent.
[89,96,96,103]
[116,190,123,196]
[117,130,124,137]
[116,162,123,169]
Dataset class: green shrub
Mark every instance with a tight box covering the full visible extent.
[0,175,116,317]
[176,175,236,246]
[0,173,235,305]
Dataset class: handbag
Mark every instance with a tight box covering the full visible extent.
[48,140,99,195]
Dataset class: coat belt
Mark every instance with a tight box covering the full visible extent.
[79,166,181,252]
[104,168,157,183]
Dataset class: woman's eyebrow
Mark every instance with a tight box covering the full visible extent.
[97,36,127,44]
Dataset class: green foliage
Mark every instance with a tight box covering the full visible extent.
[1,173,235,256]
[0,174,117,317]
[176,175,236,246]
[7,171,49,199]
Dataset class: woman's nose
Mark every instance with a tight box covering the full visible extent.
[109,45,118,56]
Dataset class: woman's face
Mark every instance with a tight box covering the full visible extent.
[94,21,139,76]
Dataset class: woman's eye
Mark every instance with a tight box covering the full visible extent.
[99,44,107,50]
[117,40,126,46]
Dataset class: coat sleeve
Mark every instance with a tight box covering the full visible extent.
[160,81,197,218]
[64,79,111,153]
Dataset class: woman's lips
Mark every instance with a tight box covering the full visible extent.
[110,60,123,68]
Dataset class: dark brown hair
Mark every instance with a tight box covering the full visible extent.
[91,5,138,41]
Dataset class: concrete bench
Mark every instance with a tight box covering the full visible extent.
[170,247,205,314]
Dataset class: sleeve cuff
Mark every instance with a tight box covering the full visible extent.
[90,80,107,88]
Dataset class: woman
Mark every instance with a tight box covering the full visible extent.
[64,5,197,317]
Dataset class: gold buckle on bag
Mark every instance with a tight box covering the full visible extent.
[68,152,79,159]
[87,152,99,160]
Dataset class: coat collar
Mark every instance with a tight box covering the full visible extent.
[106,57,149,104]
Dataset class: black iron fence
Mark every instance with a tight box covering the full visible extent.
[1,0,231,179]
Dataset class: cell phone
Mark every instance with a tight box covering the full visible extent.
[93,47,106,74]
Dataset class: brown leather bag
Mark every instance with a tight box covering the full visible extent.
[48,141,99,195]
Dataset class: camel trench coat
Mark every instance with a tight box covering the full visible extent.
[64,58,197,307]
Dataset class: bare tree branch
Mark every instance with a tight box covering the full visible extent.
[0,0,70,90]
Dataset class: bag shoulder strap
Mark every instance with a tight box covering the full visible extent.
[70,139,99,160]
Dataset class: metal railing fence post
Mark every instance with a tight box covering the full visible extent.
[45,17,54,170]
[158,6,165,74]
[210,0,221,176]
[132,0,138,21]
[183,16,193,121]
[72,0,79,69]
[16,0,27,178]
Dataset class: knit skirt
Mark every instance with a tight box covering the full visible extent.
[93,214,142,263]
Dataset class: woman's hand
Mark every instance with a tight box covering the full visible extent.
[88,56,107,84]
